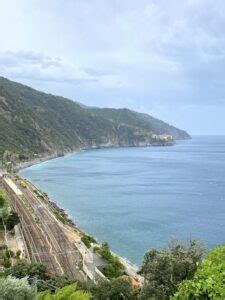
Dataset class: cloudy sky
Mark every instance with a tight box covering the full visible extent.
[0,0,224,135]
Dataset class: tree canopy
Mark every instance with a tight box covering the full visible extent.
[37,283,90,300]
[173,245,225,299]
[91,277,139,300]
[0,276,35,300]
[5,260,47,281]
[0,189,6,208]
[139,239,205,299]
[5,211,20,230]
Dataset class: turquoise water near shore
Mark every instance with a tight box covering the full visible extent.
[19,136,225,265]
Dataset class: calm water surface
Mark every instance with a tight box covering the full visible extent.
[19,136,225,265]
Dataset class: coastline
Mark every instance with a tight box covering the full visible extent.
[13,152,68,172]
[14,137,177,173]
[15,148,153,273]
[14,171,142,281]
[13,140,183,269]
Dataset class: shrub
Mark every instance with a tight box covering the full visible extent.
[16,249,22,259]
[5,249,14,259]
[37,283,90,299]
[139,238,205,299]
[3,258,11,268]
[173,245,225,299]
[97,242,112,261]
[0,276,35,299]
[81,234,96,248]
[6,212,20,230]
[93,246,100,253]
[0,189,6,208]
[5,259,47,281]
[91,277,139,300]
[97,242,125,279]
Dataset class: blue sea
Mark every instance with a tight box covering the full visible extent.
[19,136,225,265]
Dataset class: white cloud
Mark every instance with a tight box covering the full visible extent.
[0,0,224,133]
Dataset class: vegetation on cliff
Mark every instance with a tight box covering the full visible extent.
[1,239,225,299]
[173,245,225,299]
[0,76,190,163]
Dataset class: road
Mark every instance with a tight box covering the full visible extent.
[2,175,83,279]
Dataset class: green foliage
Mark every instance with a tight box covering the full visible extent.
[97,242,112,261]
[5,259,47,281]
[101,256,125,279]
[0,76,189,161]
[37,283,90,299]
[0,190,19,230]
[97,242,125,279]
[0,276,35,299]
[91,277,139,300]
[16,249,22,259]
[0,243,7,251]
[0,189,9,219]
[52,210,66,224]
[93,246,100,253]
[139,239,205,299]
[37,275,72,292]
[3,258,11,268]
[5,211,20,230]
[173,245,225,299]
[4,249,14,259]
[81,234,96,248]
[0,189,6,208]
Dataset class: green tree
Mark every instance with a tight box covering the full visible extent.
[97,242,125,279]
[91,277,139,300]
[5,249,14,259]
[0,276,35,299]
[3,258,11,268]
[5,260,47,281]
[101,258,125,279]
[139,239,205,299]
[37,275,72,292]
[16,249,22,259]
[81,234,96,248]
[0,189,6,208]
[37,283,90,299]
[0,189,9,219]
[6,211,20,230]
[173,245,225,299]
[98,242,112,260]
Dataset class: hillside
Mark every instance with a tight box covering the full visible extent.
[0,77,190,163]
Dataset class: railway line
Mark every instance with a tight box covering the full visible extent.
[2,175,83,279]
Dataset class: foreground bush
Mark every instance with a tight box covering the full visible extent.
[37,275,72,292]
[5,259,47,281]
[37,282,90,299]
[0,276,35,299]
[139,239,205,299]
[91,277,139,300]
[173,245,225,299]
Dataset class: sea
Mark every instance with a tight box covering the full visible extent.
[19,136,225,265]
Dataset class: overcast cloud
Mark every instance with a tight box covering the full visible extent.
[0,0,225,134]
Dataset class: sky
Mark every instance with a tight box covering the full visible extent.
[0,0,225,135]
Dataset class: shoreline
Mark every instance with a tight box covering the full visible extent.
[14,152,69,172]
[13,172,142,281]
[13,136,179,173]
[16,152,142,270]
[14,140,184,269]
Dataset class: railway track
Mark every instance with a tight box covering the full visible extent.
[3,176,83,279]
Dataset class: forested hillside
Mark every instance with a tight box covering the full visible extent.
[0,77,190,163]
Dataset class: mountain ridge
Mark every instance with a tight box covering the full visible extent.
[0,76,190,164]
